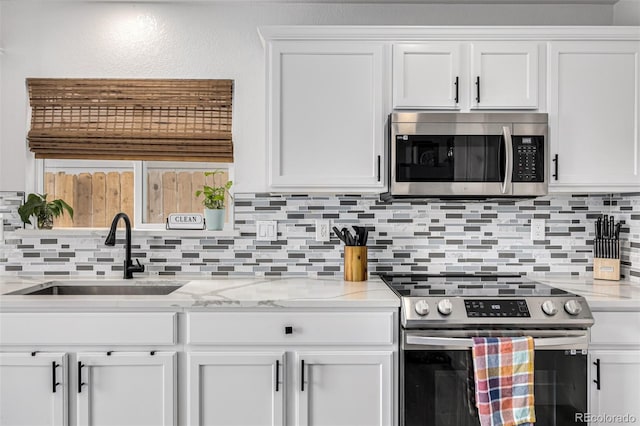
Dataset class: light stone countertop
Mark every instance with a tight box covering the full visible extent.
[0,276,401,311]
[0,275,638,312]
[535,277,640,311]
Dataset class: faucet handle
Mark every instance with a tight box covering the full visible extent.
[135,259,145,272]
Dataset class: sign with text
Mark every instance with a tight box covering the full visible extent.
[166,213,205,230]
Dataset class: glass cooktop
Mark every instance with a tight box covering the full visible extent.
[380,274,572,298]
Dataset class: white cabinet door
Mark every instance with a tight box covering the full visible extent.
[0,352,67,426]
[188,352,284,426]
[267,41,386,191]
[549,41,640,193]
[76,352,175,426]
[470,42,539,109]
[589,351,640,425]
[295,351,393,426]
[393,43,461,109]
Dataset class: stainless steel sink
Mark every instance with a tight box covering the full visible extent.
[7,280,185,296]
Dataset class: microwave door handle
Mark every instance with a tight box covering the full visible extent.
[501,126,513,194]
[405,335,587,349]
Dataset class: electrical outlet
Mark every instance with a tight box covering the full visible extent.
[256,220,278,241]
[531,219,546,241]
[316,220,330,242]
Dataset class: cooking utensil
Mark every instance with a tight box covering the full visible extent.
[333,226,347,245]
[352,226,361,246]
[341,227,356,246]
[609,216,615,240]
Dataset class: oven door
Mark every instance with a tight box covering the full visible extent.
[401,330,588,426]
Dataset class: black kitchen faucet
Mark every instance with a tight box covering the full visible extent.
[104,212,145,279]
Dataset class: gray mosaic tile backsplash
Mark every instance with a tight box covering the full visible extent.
[1,191,638,281]
[0,192,24,233]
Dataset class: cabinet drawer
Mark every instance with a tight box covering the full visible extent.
[187,311,395,346]
[590,311,640,347]
[0,312,176,345]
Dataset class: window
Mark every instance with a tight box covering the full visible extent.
[26,78,235,231]
[40,160,233,230]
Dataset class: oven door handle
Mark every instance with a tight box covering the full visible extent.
[405,334,588,349]
[501,125,513,194]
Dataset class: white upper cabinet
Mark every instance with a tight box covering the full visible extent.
[266,40,387,192]
[393,41,539,110]
[262,26,638,194]
[393,43,461,109]
[548,41,640,193]
[470,42,539,109]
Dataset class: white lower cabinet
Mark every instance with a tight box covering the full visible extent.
[188,352,285,426]
[296,351,393,426]
[187,350,393,426]
[77,352,176,426]
[0,309,397,426]
[588,311,640,425]
[589,351,640,425]
[0,352,67,426]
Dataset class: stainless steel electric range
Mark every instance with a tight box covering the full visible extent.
[380,274,594,426]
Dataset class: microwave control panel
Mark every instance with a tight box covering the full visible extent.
[512,136,544,182]
[464,299,531,318]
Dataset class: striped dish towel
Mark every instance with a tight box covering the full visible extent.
[472,336,536,426]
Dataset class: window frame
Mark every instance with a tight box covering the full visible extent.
[35,159,235,232]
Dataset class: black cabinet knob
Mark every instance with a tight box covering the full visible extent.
[285,326,293,334]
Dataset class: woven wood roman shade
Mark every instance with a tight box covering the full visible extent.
[27,78,233,162]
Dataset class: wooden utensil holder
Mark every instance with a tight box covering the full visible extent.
[593,258,620,281]
[344,246,368,282]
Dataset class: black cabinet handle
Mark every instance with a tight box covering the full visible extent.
[454,76,459,104]
[285,326,293,335]
[300,359,305,392]
[377,155,381,182]
[52,361,60,393]
[552,154,559,181]
[593,358,601,390]
[275,360,280,392]
[77,361,85,393]
[475,76,480,103]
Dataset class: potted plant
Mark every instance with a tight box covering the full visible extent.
[195,171,233,231]
[18,193,74,229]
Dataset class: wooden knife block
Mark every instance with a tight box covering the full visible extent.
[593,258,620,281]
[344,246,368,282]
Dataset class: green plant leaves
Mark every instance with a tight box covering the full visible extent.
[17,193,74,226]
[194,171,233,210]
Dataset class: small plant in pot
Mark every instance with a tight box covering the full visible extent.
[195,171,233,231]
[18,193,74,229]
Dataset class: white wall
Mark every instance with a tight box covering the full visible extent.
[0,1,614,193]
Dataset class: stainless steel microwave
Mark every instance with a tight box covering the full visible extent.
[386,112,548,199]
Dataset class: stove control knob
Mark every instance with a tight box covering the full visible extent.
[541,300,558,316]
[564,299,583,316]
[414,300,430,316]
[437,299,453,316]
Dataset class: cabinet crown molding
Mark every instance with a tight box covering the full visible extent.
[259,25,640,42]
